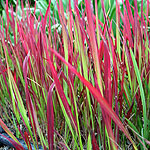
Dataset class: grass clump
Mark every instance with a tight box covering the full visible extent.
[0,0,150,149]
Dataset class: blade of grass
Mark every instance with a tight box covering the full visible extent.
[47,83,54,150]
[87,133,92,150]
[85,0,103,95]
[130,48,148,139]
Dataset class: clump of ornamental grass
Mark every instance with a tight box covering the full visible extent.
[0,0,150,149]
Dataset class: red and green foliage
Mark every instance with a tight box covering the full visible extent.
[0,0,150,149]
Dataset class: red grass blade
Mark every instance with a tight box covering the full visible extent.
[47,81,55,150]
[85,0,103,95]
[43,0,51,31]
[91,131,99,150]
[125,0,134,34]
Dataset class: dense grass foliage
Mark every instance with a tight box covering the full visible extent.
[0,0,150,149]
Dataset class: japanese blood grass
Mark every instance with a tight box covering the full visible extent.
[115,0,150,149]
[0,0,150,149]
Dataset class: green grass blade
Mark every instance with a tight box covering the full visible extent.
[130,48,147,139]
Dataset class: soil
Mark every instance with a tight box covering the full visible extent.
[0,118,16,150]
